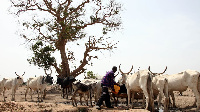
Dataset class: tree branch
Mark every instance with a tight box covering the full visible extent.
[71,36,117,77]
[52,63,62,75]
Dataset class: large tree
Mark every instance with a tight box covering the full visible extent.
[10,0,122,78]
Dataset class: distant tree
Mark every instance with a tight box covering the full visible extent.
[10,0,122,78]
[85,71,97,79]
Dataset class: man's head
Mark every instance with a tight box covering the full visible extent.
[112,66,117,73]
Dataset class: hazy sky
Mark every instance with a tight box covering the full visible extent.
[0,0,200,81]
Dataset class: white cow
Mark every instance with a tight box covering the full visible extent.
[25,75,53,102]
[0,78,8,93]
[152,75,169,112]
[160,70,200,111]
[119,65,154,111]
[149,66,169,112]
[93,80,102,102]
[3,72,25,101]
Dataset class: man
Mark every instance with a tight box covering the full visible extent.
[96,66,118,110]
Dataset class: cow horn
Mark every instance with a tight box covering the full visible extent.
[119,64,124,74]
[148,66,167,75]
[22,72,25,76]
[127,65,133,74]
[148,66,155,75]
[119,64,133,74]
[158,66,167,75]
[15,72,19,77]
[114,72,119,77]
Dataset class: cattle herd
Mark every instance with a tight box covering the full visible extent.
[0,65,200,112]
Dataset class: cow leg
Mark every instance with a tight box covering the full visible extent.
[142,94,145,108]
[94,91,97,103]
[90,90,93,107]
[14,89,16,101]
[131,92,135,109]
[71,93,75,106]
[116,95,119,106]
[40,89,44,102]
[113,94,117,107]
[158,93,162,110]
[142,88,150,110]
[37,90,40,102]
[170,92,176,107]
[189,86,200,110]
[11,88,16,101]
[72,90,78,106]
[3,88,6,101]
[96,89,101,103]
[164,95,169,112]
[62,88,65,98]
[127,89,131,108]
[66,88,69,99]
[158,86,165,110]
[85,93,88,106]
[43,89,46,99]
[80,93,83,105]
[30,89,33,99]
[11,89,14,101]
[164,80,169,112]
[25,88,29,101]
[168,92,172,107]
[126,96,128,106]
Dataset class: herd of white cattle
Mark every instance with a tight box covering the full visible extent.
[0,65,200,112]
[0,72,53,102]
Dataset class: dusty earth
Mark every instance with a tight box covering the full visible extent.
[0,84,197,112]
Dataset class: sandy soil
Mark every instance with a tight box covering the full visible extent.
[0,85,197,112]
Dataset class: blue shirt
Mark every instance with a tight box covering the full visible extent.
[101,70,116,90]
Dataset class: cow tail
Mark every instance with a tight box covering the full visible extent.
[197,74,200,94]
[147,74,154,111]
[164,78,169,99]
[164,78,169,112]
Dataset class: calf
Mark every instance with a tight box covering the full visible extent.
[3,72,25,101]
[80,78,102,102]
[72,81,93,107]
[25,75,53,102]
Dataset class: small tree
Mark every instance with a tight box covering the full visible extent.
[10,0,123,78]
[85,71,97,79]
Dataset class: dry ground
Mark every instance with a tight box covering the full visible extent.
[0,85,197,112]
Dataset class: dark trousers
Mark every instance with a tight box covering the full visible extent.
[96,85,111,107]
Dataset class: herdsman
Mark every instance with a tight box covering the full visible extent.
[96,66,118,110]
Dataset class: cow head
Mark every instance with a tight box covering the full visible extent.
[119,64,133,84]
[44,75,53,85]
[43,68,53,84]
[15,72,25,85]
[56,75,63,85]
[148,66,167,76]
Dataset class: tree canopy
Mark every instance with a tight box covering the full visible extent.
[10,0,123,78]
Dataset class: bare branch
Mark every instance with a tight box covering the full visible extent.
[71,36,118,77]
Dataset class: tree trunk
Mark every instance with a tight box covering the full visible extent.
[57,39,70,78]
